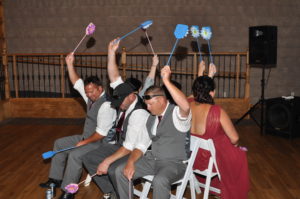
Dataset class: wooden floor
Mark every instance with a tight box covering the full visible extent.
[0,118,300,199]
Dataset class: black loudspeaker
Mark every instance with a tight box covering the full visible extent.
[265,97,300,137]
[249,26,277,67]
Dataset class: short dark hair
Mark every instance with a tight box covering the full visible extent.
[192,76,215,105]
[84,76,102,87]
[145,85,165,96]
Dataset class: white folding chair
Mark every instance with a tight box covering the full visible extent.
[191,138,221,199]
[134,135,202,199]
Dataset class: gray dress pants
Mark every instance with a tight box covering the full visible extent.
[82,143,129,195]
[48,135,102,190]
[115,153,186,199]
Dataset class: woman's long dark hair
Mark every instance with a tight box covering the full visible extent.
[192,76,215,105]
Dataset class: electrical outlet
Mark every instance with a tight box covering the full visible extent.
[223,91,227,97]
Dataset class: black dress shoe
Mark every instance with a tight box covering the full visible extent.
[39,178,62,188]
[59,191,75,199]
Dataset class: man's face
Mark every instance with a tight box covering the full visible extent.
[84,83,102,102]
[144,92,165,115]
[119,94,132,111]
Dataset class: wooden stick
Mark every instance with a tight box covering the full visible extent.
[145,31,155,55]
[72,34,87,53]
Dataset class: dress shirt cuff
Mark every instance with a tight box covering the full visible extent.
[175,106,192,121]
[123,142,134,151]
[73,78,83,89]
[135,144,150,154]
[95,127,108,136]
[110,76,124,89]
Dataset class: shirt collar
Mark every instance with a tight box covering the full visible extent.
[159,102,170,117]
[125,94,138,115]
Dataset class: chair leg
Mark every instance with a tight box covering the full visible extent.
[203,159,214,199]
[191,174,202,195]
[189,176,196,199]
[84,174,92,187]
[140,181,152,199]
[174,184,182,199]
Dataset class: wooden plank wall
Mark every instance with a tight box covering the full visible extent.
[7,98,86,119]
[4,97,249,119]
[0,100,9,120]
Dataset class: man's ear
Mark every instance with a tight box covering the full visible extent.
[98,86,103,93]
[129,93,136,101]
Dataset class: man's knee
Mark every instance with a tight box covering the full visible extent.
[53,137,65,148]
[68,150,82,162]
[82,151,93,166]
[113,163,125,179]
[152,175,170,188]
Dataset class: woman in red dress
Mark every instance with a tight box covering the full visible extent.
[190,76,250,199]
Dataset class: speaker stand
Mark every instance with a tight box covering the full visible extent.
[235,66,266,135]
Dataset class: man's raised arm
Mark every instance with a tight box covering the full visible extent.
[107,39,121,83]
[65,53,80,85]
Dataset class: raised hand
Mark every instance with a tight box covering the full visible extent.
[65,53,75,67]
[161,65,171,82]
[108,38,120,54]
[152,54,159,67]
[208,63,217,78]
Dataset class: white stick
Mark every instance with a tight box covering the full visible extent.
[145,31,155,55]
[78,173,97,186]
[129,179,132,199]
[72,33,87,53]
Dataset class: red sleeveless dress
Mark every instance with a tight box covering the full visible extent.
[192,105,250,199]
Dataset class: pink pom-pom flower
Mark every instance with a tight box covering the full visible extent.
[239,146,248,152]
[65,183,79,194]
[86,23,96,35]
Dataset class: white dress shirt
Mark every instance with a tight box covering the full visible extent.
[74,79,117,136]
[118,97,150,153]
[110,77,150,153]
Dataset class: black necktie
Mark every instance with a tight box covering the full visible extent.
[88,101,94,110]
[116,111,126,133]
[157,115,162,126]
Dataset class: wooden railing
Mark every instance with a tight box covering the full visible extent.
[0,48,250,119]
[2,48,249,99]
[0,55,4,100]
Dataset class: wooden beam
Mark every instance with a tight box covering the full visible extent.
[12,55,19,98]
[9,98,86,118]
[6,97,249,119]
[60,55,65,98]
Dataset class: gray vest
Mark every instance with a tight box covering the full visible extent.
[117,95,146,145]
[82,93,107,139]
[146,104,189,161]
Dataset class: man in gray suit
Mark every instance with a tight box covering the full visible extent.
[39,53,117,199]
[115,65,191,199]
[82,38,150,199]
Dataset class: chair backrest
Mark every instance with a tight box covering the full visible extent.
[190,135,221,180]
[175,135,220,199]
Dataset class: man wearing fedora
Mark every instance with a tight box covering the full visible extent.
[82,39,150,199]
